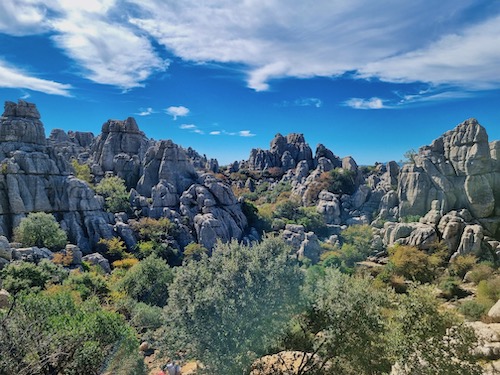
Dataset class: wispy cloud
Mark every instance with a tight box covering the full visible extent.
[0,0,48,35]
[238,130,256,137]
[280,97,323,108]
[180,124,196,129]
[344,97,385,110]
[128,1,500,94]
[135,107,155,116]
[166,106,190,120]
[210,131,221,135]
[193,129,204,134]
[0,60,72,96]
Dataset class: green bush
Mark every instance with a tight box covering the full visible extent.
[438,276,468,300]
[467,262,495,284]
[476,276,500,308]
[449,255,478,279]
[71,159,92,184]
[0,291,136,375]
[64,270,110,301]
[388,245,440,283]
[183,242,208,262]
[0,259,67,295]
[116,254,173,307]
[459,300,488,321]
[14,212,67,250]
[95,176,130,213]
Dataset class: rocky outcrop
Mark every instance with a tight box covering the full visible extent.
[0,100,113,252]
[398,119,500,236]
[281,224,321,262]
[180,174,247,250]
[185,147,219,172]
[248,133,314,171]
[49,129,94,164]
[90,117,149,188]
[136,140,197,197]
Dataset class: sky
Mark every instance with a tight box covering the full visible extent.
[1,1,500,166]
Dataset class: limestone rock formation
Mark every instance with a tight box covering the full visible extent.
[398,119,500,234]
[281,224,321,262]
[90,117,149,188]
[0,100,113,252]
[248,133,314,171]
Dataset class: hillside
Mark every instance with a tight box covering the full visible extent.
[0,99,500,374]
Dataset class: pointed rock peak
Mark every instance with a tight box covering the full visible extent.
[101,117,142,134]
[2,100,41,119]
[286,133,306,144]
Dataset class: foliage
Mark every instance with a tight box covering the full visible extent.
[115,254,173,307]
[327,168,357,195]
[131,218,180,263]
[161,237,303,374]
[476,275,500,309]
[98,237,130,262]
[388,285,481,375]
[112,258,139,269]
[403,148,418,164]
[388,245,441,283]
[401,215,421,223]
[438,276,469,300]
[0,291,137,375]
[459,300,489,321]
[63,270,110,301]
[449,255,478,279]
[71,159,92,184]
[183,242,208,263]
[14,212,67,250]
[272,200,328,237]
[0,259,67,295]
[95,176,130,213]
[467,262,495,284]
[129,302,164,332]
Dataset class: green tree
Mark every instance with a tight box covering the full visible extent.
[162,237,303,374]
[115,254,173,307]
[95,176,130,213]
[388,285,481,374]
[14,212,67,250]
[0,291,137,375]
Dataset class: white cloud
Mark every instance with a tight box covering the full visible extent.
[166,106,190,120]
[0,60,72,96]
[127,1,500,92]
[0,0,48,35]
[344,97,385,110]
[210,131,221,135]
[136,107,155,116]
[193,129,204,134]
[180,124,196,129]
[239,130,256,137]
[281,97,323,108]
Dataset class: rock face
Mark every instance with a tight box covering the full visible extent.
[248,133,314,171]
[281,224,321,263]
[398,119,500,234]
[90,117,149,188]
[0,100,113,252]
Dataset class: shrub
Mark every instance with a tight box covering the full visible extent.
[14,212,67,250]
[327,168,357,195]
[438,276,469,300]
[112,258,139,269]
[116,254,173,307]
[401,215,422,223]
[467,262,495,284]
[0,259,67,295]
[183,242,208,262]
[476,276,500,308]
[459,300,488,321]
[449,255,478,279]
[388,245,440,283]
[98,237,129,262]
[71,159,92,184]
[64,270,110,301]
[95,176,130,213]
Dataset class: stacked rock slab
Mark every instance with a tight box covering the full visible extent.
[90,117,149,188]
[398,119,500,239]
[0,100,113,251]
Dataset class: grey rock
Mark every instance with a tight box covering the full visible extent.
[488,300,500,323]
[0,289,10,309]
[82,253,111,273]
[0,236,12,260]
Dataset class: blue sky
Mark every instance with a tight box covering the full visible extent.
[1,1,500,165]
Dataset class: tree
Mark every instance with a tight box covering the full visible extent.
[71,159,92,184]
[161,237,303,374]
[0,291,137,375]
[14,212,67,250]
[115,254,173,307]
[95,176,130,213]
[388,285,481,375]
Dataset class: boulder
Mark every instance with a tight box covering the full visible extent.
[82,253,111,273]
[488,300,500,323]
[0,289,10,309]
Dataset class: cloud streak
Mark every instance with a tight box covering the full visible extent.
[0,60,72,96]
[136,107,155,116]
[344,97,385,110]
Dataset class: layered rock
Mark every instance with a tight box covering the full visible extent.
[0,100,113,251]
[90,117,149,188]
[248,133,314,171]
[398,119,500,234]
